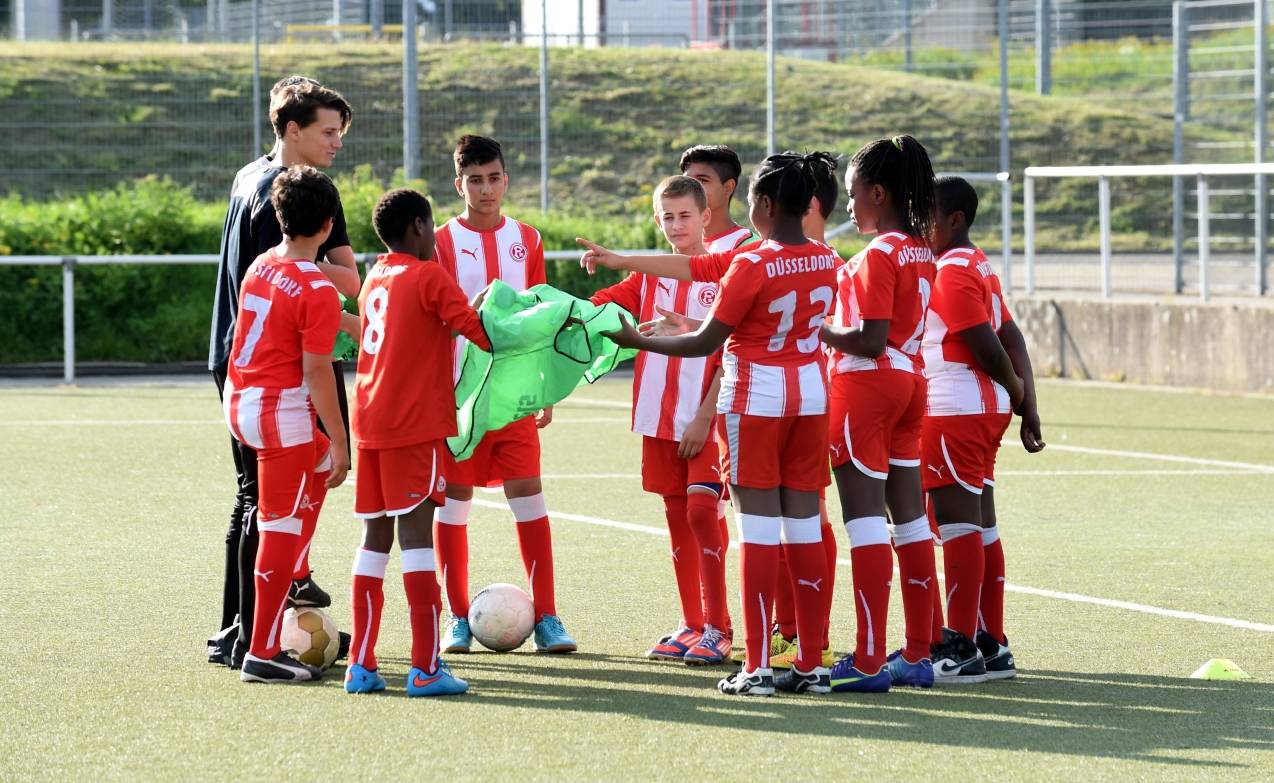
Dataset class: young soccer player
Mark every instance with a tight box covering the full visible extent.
[222,166,349,683]
[680,145,756,251]
[818,135,942,693]
[344,189,491,697]
[921,176,1030,683]
[587,175,732,665]
[605,152,838,696]
[432,135,578,654]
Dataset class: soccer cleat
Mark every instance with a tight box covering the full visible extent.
[288,575,332,608]
[732,627,789,665]
[343,663,387,694]
[717,667,775,696]
[775,664,831,694]
[886,648,935,688]
[647,626,702,661]
[336,631,351,662]
[976,630,1017,681]
[769,635,800,669]
[931,630,989,684]
[533,614,578,653]
[239,651,322,683]
[821,647,836,668]
[206,622,239,666]
[441,615,473,654]
[684,625,731,666]
[406,661,469,697]
[828,653,891,693]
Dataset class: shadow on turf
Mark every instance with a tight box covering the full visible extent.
[334,656,1272,768]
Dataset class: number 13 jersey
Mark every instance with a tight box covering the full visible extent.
[708,239,838,417]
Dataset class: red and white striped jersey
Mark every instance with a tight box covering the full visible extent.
[710,239,838,417]
[224,251,341,451]
[922,245,1012,416]
[435,215,547,380]
[829,231,936,376]
[704,225,755,253]
[591,272,720,441]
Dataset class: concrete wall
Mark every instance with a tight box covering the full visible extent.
[1010,294,1274,394]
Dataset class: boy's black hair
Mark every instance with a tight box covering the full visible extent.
[270,165,339,238]
[850,134,936,240]
[935,175,979,228]
[679,145,744,197]
[454,134,505,175]
[808,151,840,219]
[751,151,836,219]
[373,188,432,246]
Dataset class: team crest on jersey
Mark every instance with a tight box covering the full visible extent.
[509,242,528,262]
[437,475,447,493]
[697,285,718,308]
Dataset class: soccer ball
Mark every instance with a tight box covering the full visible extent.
[280,607,340,669]
[468,583,535,652]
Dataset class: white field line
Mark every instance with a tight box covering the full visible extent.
[469,498,1274,634]
[555,398,631,409]
[539,469,1259,479]
[6,419,224,426]
[1042,443,1274,474]
[548,417,630,424]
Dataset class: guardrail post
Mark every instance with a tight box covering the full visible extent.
[1000,174,1012,291]
[1198,174,1211,302]
[1098,175,1112,298]
[1024,174,1036,294]
[62,257,76,384]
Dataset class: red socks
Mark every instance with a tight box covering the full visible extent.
[350,548,389,670]
[737,513,780,671]
[510,494,556,622]
[291,470,330,580]
[781,514,828,672]
[434,498,471,618]
[663,496,705,630]
[845,516,892,673]
[777,517,837,648]
[980,526,1006,643]
[685,492,730,632]
[819,515,837,651]
[249,522,302,659]
[940,523,985,639]
[402,548,442,673]
[775,552,796,639]
[890,514,938,661]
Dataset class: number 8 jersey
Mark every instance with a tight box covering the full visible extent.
[709,239,838,417]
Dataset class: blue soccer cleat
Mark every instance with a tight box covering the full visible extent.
[829,653,892,693]
[406,661,469,697]
[533,614,578,653]
[441,615,473,654]
[344,663,387,694]
[886,648,935,688]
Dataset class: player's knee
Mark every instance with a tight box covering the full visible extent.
[446,484,475,502]
[360,518,395,553]
[504,477,543,499]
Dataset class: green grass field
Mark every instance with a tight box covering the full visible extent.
[3,375,1273,781]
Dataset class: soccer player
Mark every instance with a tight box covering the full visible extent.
[222,166,349,683]
[207,79,358,666]
[432,135,578,654]
[680,144,757,251]
[921,176,1029,683]
[587,175,732,665]
[344,189,491,697]
[606,152,838,696]
[818,135,942,693]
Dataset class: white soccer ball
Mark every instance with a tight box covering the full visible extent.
[468,583,535,652]
[280,607,340,669]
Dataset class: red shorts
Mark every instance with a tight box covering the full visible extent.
[355,439,448,519]
[448,416,541,488]
[921,412,1012,494]
[641,435,722,497]
[717,413,829,492]
[257,429,331,527]
[828,370,926,478]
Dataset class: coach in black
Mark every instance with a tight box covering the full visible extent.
[207,77,358,666]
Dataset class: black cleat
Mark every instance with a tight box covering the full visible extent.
[230,637,248,671]
[240,651,323,683]
[288,575,332,608]
[207,622,239,666]
[931,629,988,684]
[775,664,831,694]
[336,631,351,662]
[717,667,776,696]
[975,630,1017,681]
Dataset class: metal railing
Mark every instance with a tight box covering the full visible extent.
[1022,162,1274,300]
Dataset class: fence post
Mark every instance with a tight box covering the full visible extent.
[251,0,261,156]
[1173,0,1188,294]
[1024,174,1036,294]
[766,0,776,156]
[1198,174,1211,302]
[371,0,383,38]
[402,0,419,181]
[540,0,550,212]
[102,0,112,37]
[1099,175,1112,298]
[62,258,76,384]
[1255,0,1268,295]
[1036,0,1052,95]
[904,0,913,72]
[998,0,1012,287]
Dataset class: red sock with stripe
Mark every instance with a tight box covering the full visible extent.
[845,516,892,673]
[663,495,704,630]
[737,513,780,671]
[402,548,442,674]
[249,522,302,659]
[819,512,837,651]
[349,548,388,670]
[685,492,729,631]
[434,499,471,618]
[510,494,557,621]
[781,514,829,672]
[291,470,330,580]
[980,525,1006,644]
[890,514,938,661]
[940,523,985,639]
[774,551,796,639]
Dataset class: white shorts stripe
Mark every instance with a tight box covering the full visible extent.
[844,414,888,480]
[940,434,982,495]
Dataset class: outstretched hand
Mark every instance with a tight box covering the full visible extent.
[577,237,626,275]
[639,306,700,337]
[603,314,644,349]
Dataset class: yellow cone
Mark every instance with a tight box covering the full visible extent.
[1190,658,1251,680]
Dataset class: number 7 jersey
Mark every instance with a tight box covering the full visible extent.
[708,239,838,417]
